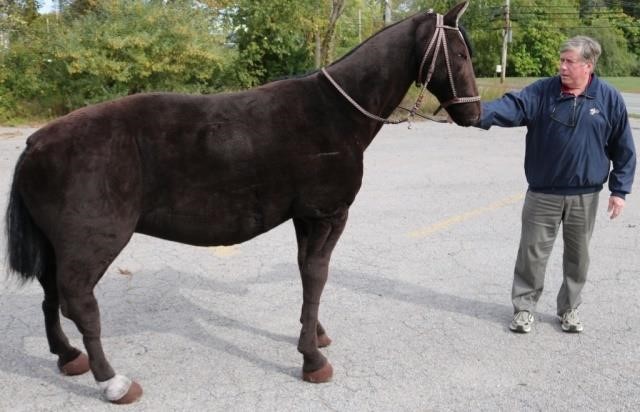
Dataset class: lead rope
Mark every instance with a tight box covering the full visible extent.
[321,22,445,128]
[321,67,407,125]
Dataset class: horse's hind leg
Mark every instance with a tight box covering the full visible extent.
[55,233,142,404]
[293,210,348,383]
[37,259,90,375]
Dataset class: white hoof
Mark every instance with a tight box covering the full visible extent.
[97,374,132,402]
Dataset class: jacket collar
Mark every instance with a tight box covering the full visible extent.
[584,74,598,99]
[558,74,597,99]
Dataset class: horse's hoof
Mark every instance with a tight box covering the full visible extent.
[302,362,333,383]
[317,334,332,348]
[111,381,143,405]
[59,353,90,376]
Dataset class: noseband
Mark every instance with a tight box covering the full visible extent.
[321,12,481,125]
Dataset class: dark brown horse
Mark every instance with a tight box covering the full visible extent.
[5,2,480,403]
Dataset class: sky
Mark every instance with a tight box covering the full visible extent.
[39,0,57,14]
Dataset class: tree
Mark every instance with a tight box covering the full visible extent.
[331,0,385,60]
[573,16,638,76]
[60,0,101,17]
[0,0,234,120]
[573,1,639,75]
[317,0,346,67]
[509,19,562,76]
[2,0,639,123]
[1,0,41,41]
[231,0,315,86]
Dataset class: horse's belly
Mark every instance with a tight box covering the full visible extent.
[136,206,286,247]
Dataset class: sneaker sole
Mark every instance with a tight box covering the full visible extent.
[509,325,531,333]
[561,324,583,333]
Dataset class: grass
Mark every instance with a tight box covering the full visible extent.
[600,77,640,93]
[3,76,638,126]
[477,76,640,94]
[395,76,639,120]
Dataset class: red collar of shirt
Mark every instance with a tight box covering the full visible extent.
[561,74,593,96]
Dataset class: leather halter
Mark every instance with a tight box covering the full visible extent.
[321,12,481,125]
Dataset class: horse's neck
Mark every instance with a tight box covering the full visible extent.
[323,18,422,141]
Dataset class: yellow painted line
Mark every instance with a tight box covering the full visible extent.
[408,193,525,239]
[210,245,239,257]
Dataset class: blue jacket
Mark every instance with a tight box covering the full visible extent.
[478,75,636,198]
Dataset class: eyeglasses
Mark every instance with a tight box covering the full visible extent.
[559,57,586,67]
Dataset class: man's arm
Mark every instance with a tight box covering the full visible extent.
[475,80,545,130]
[607,98,636,215]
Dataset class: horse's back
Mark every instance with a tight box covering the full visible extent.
[15,83,362,247]
[127,90,362,245]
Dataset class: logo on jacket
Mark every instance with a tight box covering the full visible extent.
[589,108,600,116]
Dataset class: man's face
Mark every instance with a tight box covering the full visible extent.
[559,49,592,89]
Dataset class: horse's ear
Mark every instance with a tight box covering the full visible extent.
[443,1,469,27]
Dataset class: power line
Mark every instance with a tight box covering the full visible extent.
[508,0,638,8]
[472,10,635,17]
[511,11,630,15]
[473,24,639,31]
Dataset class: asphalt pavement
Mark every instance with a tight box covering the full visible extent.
[1,117,639,411]
[622,93,640,117]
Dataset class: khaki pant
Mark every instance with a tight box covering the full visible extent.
[512,191,599,316]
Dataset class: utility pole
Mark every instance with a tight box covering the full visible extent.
[358,9,362,43]
[500,0,511,84]
[383,0,392,26]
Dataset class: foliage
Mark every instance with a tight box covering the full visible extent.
[230,0,315,87]
[0,15,54,120]
[0,0,234,120]
[1,0,639,123]
[575,17,638,76]
[509,22,561,77]
[332,0,386,59]
[457,0,640,77]
[573,11,640,76]
[0,0,41,38]
[508,12,563,76]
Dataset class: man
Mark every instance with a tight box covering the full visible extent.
[476,36,636,333]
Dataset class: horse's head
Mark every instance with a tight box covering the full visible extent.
[415,1,481,126]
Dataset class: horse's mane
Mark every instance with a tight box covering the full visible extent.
[328,11,432,68]
[268,16,417,83]
[329,11,474,66]
[271,11,474,82]
[459,25,474,58]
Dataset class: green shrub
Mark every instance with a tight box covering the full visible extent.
[1,0,236,121]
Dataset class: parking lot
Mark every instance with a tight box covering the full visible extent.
[1,117,639,411]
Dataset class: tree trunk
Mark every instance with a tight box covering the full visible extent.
[319,0,346,67]
[383,0,392,26]
[315,31,322,68]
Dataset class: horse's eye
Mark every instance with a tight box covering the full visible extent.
[457,53,468,60]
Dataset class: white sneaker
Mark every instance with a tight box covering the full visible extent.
[560,309,583,333]
[509,310,534,333]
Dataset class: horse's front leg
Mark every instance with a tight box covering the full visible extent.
[315,321,332,348]
[293,210,348,383]
[294,219,335,349]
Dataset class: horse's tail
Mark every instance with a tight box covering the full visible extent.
[5,152,50,283]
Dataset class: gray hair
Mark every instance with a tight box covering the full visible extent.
[560,36,602,68]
